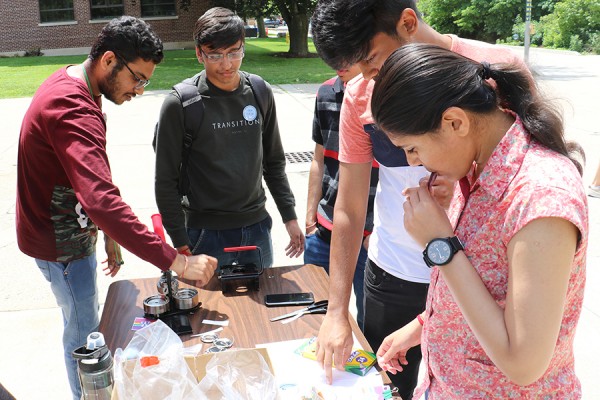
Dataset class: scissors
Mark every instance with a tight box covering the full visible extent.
[270,300,328,323]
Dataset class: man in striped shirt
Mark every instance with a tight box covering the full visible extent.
[304,65,378,330]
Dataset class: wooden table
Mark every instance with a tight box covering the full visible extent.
[98,264,370,354]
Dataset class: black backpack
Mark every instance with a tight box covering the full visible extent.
[153,71,270,195]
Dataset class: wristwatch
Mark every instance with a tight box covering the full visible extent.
[423,236,464,267]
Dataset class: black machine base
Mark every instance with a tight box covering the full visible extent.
[218,263,261,294]
[144,303,200,336]
[160,313,192,335]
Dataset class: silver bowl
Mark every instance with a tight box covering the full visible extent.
[143,294,170,317]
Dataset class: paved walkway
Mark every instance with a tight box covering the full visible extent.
[0,47,598,399]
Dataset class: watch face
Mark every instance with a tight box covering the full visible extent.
[426,239,452,265]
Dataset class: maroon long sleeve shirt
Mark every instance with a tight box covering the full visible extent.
[16,67,176,269]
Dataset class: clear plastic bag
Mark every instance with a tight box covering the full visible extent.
[197,350,279,399]
[113,319,207,400]
[113,319,279,399]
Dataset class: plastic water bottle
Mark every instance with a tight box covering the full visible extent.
[72,332,114,400]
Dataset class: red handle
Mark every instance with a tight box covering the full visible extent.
[223,246,257,253]
[151,213,166,242]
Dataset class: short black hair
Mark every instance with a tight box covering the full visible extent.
[194,7,245,50]
[311,0,420,70]
[89,16,164,65]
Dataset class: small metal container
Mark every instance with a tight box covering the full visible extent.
[173,288,199,310]
[143,294,170,317]
[213,338,234,349]
[205,345,226,354]
[199,333,219,343]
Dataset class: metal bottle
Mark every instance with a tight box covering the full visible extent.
[72,332,114,400]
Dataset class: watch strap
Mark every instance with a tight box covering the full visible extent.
[448,236,465,252]
[423,254,434,268]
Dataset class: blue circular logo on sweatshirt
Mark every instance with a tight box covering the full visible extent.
[243,105,258,121]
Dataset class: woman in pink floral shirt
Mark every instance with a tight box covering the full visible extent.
[370,44,588,399]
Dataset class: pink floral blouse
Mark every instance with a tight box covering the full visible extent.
[415,116,588,399]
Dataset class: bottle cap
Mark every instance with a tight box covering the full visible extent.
[86,332,106,350]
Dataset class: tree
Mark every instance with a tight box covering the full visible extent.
[555,0,600,46]
[181,0,316,57]
[419,0,559,42]
[271,0,317,57]
[419,0,467,36]
[236,0,317,56]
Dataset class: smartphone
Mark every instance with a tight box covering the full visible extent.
[264,292,314,307]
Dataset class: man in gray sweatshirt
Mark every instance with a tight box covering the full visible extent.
[154,7,304,269]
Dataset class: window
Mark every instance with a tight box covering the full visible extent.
[141,0,176,17]
[39,0,74,23]
[91,0,124,20]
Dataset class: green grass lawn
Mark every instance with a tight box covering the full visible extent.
[0,38,334,99]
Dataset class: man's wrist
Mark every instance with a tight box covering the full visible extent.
[169,253,185,275]
[325,300,351,316]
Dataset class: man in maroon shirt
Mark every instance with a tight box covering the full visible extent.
[16,17,217,400]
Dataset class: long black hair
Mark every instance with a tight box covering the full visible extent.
[371,43,584,175]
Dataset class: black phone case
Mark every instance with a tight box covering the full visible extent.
[264,292,314,307]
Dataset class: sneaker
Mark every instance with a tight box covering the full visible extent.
[588,185,600,198]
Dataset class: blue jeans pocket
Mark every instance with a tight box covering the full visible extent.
[37,261,53,282]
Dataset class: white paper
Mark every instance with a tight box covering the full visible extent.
[201,319,229,326]
[256,338,385,400]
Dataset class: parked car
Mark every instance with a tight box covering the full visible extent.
[245,25,258,38]
[264,19,280,28]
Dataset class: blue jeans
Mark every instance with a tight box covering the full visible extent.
[304,233,367,330]
[36,254,100,400]
[187,215,274,270]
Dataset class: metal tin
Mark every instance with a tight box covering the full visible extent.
[173,288,199,310]
[200,333,219,343]
[205,345,226,354]
[213,338,234,349]
[143,294,169,317]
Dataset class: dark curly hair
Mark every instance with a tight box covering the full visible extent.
[89,16,164,67]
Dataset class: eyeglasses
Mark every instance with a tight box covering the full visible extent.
[114,53,150,89]
[201,46,245,64]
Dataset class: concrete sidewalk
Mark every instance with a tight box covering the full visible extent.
[1,47,599,399]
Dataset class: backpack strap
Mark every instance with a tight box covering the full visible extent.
[172,71,204,195]
[243,72,271,123]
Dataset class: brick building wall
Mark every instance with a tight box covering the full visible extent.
[0,0,210,55]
